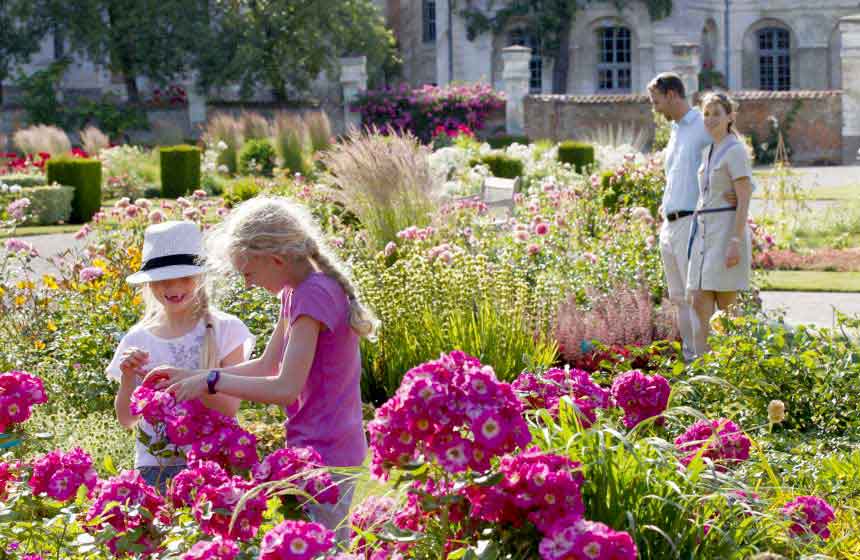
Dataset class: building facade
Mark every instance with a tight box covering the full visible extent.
[385,0,857,94]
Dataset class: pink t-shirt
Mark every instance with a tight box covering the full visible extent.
[280,272,367,467]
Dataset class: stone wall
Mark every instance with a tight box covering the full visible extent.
[523,90,844,165]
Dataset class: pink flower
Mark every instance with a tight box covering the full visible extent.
[610,370,670,429]
[260,520,335,560]
[782,496,835,539]
[181,536,239,560]
[114,197,130,208]
[4,238,33,254]
[78,266,104,284]
[527,243,541,256]
[384,241,397,257]
[149,209,167,224]
[73,225,91,240]
[535,223,550,236]
[539,517,637,560]
[6,198,31,220]
[675,418,751,468]
[252,447,338,505]
[0,370,48,432]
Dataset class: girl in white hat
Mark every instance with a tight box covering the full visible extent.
[106,220,254,491]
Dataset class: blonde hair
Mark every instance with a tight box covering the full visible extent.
[138,275,219,369]
[701,91,741,137]
[205,196,378,339]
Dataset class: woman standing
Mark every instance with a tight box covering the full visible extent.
[687,92,753,355]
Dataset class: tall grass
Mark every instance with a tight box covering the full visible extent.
[581,121,650,152]
[240,111,271,140]
[13,125,71,156]
[79,126,110,156]
[320,127,440,249]
[203,114,244,174]
[273,112,311,175]
[304,110,333,153]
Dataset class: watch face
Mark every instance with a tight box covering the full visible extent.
[207,371,217,382]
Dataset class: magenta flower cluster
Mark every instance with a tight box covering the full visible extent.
[0,370,47,432]
[181,536,239,560]
[170,460,267,541]
[28,447,98,501]
[513,367,611,426]
[351,82,505,143]
[259,520,334,560]
[367,351,531,479]
[130,384,258,470]
[539,517,638,560]
[85,470,165,555]
[464,447,585,534]
[674,418,752,467]
[782,495,836,539]
[251,446,338,505]
[610,370,671,429]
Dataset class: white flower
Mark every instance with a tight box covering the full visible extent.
[9,185,21,193]
[217,164,229,173]
[0,183,7,193]
[216,140,228,151]
[768,400,786,424]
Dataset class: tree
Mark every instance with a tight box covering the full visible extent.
[0,0,52,104]
[197,0,399,102]
[57,0,211,102]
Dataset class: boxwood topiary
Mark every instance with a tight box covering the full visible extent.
[558,140,595,173]
[470,153,524,179]
[45,157,102,223]
[160,145,201,198]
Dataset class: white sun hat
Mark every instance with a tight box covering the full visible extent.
[126,221,205,284]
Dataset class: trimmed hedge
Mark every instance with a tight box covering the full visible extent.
[21,184,75,225]
[160,145,201,198]
[486,135,530,150]
[558,141,595,173]
[0,173,47,188]
[45,157,101,223]
[470,154,524,179]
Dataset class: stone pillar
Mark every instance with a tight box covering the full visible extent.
[435,0,452,86]
[672,43,701,100]
[340,56,367,132]
[184,73,207,137]
[840,15,860,164]
[502,45,532,136]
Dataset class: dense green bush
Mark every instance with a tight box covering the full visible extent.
[21,184,75,225]
[486,134,530,150]
[45,157,102,223]
[471,153,524,179]
[0,173,47,188]
[222,177,263,208]
[159,145,201,198]
[238,138,277,177]
[558,140,595,173]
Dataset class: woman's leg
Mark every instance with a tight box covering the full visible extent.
[715,291,739,315]
[691,290,717,357]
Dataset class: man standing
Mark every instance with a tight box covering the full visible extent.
[648,72,712,361]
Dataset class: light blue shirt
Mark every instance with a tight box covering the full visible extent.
[662,108,712,216]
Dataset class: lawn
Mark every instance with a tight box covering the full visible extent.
[760,270,860,292]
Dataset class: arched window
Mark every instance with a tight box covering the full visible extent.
[508,29,542,93]
[597,26,632,92]
[758,28,790,90]
[422,0,436,43]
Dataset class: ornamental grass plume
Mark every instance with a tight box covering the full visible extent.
[13,125,70,157]
[273,112,311,175]
[240,111,272,140]
[203,114,244,174]
[79,125,110,157]
[555,282,678,366]
[303,110,333,153]
[320,127,441,249]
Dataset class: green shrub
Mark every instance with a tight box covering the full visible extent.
[486,134,530,150]
[471,153,524,179]
[223,177,263,207]
[558,140,595,173]
[21,184,75,225]
[238,138,277,177]
[0,173,47,188]
[159,145,201,198]
[45,157,102,223]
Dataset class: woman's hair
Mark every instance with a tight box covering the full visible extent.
[205,196,378,339]
[701,91,741,136]
[139,276,219,369]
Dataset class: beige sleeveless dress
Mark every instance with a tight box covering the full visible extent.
[686,136,752,292]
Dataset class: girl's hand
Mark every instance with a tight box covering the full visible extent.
[725,238,741,268]
[166,373,208,402]
[144,366,197,389]
[119,348,149,380]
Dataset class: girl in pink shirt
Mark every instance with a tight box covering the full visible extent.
[146,196,377,538]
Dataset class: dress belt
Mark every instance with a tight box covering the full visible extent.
[687,206,737,260]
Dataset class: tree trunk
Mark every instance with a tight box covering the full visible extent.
[125,74,140,103]
[552,19,572,94]
[0,81,4,106]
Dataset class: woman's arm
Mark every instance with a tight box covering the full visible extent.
[115,374,138,429]
[726,176,753,268]
[157,316,320,407]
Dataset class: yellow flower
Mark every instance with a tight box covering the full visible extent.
[16,280,34,290]
[132,294,143,307]
[47,320,57,332]
[709,309,729,335]
[42,275,58,290]
[768,400,786,424]
[92,258,108,270]
[14,295,26,306]
[34,340,45,350]
[0,285,5,297]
